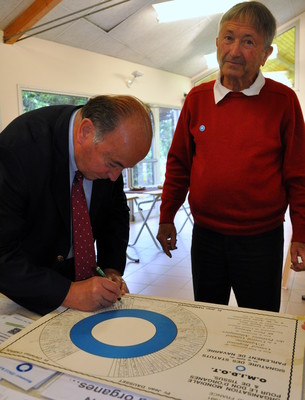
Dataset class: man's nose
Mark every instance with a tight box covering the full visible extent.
[230,40,242,55]
[108,168,123,182]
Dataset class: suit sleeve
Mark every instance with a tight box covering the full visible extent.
[0,147,71,315]
[94,175,129,275]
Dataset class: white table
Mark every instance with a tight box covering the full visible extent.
[127,189,162,249]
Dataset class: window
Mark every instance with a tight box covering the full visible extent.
[20,88,88,113]
[194,24,297,88]
[126,143,155,189]
[123,106,181,189]
[262,26,296,88]
[158,107,181,183]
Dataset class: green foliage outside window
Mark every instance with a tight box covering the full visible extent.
[159,108,180,182]
[22,90,88,113]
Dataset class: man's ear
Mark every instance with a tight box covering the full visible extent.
[77,118,95,144]
[261,45,273,67]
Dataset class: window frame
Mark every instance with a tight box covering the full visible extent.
[124,104,181,189]
[262,22,298,89]
[18,85,90,114]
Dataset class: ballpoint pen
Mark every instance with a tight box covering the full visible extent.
[96,266,122,301]
[96,266,107,277]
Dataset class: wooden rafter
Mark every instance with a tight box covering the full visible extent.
[3,0,62,44]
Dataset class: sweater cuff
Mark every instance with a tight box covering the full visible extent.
[159,201,181,224]
[291,224,305,243]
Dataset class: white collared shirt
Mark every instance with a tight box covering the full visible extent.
[213,70,265,104]
[68,110,92,206]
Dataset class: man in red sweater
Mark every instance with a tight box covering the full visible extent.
[157,1,305,312]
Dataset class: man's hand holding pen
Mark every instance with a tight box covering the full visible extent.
[97,266,129,298]
[62,268,129,312]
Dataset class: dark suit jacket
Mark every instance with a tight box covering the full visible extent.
[0,105,129,315]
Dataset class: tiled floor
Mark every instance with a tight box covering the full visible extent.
[124,203,305,316]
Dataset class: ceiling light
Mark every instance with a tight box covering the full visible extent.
[127,70,144,88]
[153,0,239,23]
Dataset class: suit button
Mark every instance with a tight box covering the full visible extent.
[57,255,64,262]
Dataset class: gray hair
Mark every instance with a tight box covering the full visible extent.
[80,94,153,144]
[219,1,277,49]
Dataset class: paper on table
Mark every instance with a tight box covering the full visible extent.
[0,315,33,344]
[0,385,37,399]
[0,356,57,391]
[42,373,156,400]
[0,298,22,316]
[0,297,39,322]
[0,294,305,400]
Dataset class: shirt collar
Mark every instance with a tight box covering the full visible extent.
[213,70,265,104]
[68,110,93,199]
[69,110,78,182]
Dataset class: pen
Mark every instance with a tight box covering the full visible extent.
[96,266,122,301]
[96,266,107,277]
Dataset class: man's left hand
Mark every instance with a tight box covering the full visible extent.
[290,241,305,271]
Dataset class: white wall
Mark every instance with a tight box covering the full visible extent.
[0,36,191,130]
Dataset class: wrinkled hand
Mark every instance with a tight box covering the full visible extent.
[156,223,177,258]
[290,241,305,272]
[62,270,129,312]
[103,268,129,296]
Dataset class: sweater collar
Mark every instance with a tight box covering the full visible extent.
[213,70,265,104]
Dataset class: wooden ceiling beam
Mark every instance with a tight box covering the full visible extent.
[3,0,62,44]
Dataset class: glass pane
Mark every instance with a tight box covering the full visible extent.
[122,169,128,188]
[262,26,295,87]
[159,107,180,183]
[130,137,155,187]
[195,70,217,85]
[127,106,180,189]
[132,161,155,187]
[22,90,88,113]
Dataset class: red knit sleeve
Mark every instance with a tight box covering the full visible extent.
[282,89,305,242]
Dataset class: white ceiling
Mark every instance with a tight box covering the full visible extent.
[1,0,305,78]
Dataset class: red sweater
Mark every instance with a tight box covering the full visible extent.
[160,78,305,241]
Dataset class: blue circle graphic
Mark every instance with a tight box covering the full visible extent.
[70,309,177,359]
[16,363,33,372]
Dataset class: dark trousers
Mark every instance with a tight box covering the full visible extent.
[191,224,284,312]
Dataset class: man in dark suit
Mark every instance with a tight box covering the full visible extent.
[0,95,153,315]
